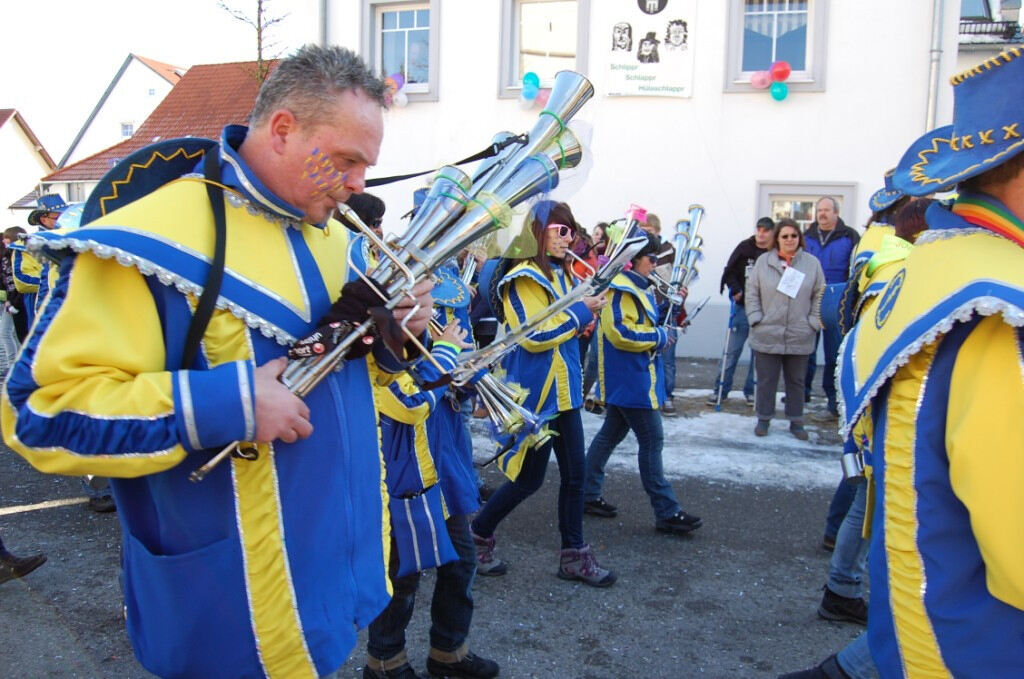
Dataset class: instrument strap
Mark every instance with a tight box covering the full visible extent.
[181,149,228,369]
[365,134,527,187]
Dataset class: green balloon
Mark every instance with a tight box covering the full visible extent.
[522,71,540,88]
[770,81,789,101]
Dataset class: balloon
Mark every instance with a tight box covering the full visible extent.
[393,91,409,107]
[517,94,535,110]
[750,70,771,89]
[522,71,540,88]
[769,81,789,101]
[522,82,539,100]
[384,77,398,95]
[390,72,405,90]
[535,88,551,107]
[770,61,792,82]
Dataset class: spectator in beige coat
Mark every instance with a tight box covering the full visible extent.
[745,218,824,440]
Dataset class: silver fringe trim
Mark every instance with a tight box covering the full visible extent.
[838,296,1024,438]
[915,227,993,245]
[225,192,302,231]
[25,234,296,346]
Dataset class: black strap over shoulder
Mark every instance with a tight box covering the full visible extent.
[181,149,229,369]
[364,134,526,187]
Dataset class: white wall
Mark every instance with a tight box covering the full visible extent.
[64,59,176,166]
[325,0,966,356]
[0,121,53,221]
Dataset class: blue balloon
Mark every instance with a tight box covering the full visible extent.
[522,71,540,88]
[770,81,789,101]
[522,82,540,100]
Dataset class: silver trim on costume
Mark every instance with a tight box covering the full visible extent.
[236,362,255,442]
[914,227,993,245]
[177,371,203,450]
[221,151,304,222]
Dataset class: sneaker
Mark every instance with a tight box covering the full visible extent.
[817,586,868,625]
[88,495,116,513]
[754,419,769,436]
[471,532,507,576]
[744,394,755,407]
[790,422,809,441]
[826,399,839,417]
[557,544,616,588]
[364,652,422,679]
[426,650,499,679]
[705,393,725,407]
[777,654,850,679]
[661,397,677,416]
[655,510,703,535]
[0,551,47,585]
[583,497,618,518]
[821,534,836,552]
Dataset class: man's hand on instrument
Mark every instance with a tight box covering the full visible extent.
[254,357,313,443]
[393,278,434,336]
[437,322,474,349]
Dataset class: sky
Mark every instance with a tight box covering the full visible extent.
[0,0,318,161]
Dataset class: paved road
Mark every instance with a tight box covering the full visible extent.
[1,359,865,678]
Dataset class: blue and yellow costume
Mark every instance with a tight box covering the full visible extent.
[1,127,409,679]
[595,269,670,409]
[838,198,1024,677]
[9,243,40,325]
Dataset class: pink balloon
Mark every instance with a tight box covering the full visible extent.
[535,88,551,107]
[770,61,792,82]
[751,71,772,89]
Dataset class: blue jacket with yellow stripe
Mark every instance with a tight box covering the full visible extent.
[1,126,407,679]
[497,260,593,415]
[596,270,669,409]
[838,200,1024,678]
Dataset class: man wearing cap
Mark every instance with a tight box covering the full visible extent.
[838,48,1024,676]
[12,198,67,326]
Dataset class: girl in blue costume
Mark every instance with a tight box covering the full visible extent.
[470,200,616,587]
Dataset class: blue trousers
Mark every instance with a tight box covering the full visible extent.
[806,283,844,403]
[367,514,477,659]
[583,405,681,520]
[827,479,869,599]
[837,632,877,679]
[825,477,858,540]
[660,329,677,398]
[713,303,755,399]
[472,409,586,549]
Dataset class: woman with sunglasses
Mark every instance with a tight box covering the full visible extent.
[471,200,616,587]
[745,218,825,439]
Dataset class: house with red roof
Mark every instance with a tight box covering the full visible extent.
[40,60,273,205]
[59,54,185,169]
[0,110,56,220]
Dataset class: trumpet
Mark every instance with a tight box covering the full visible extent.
[190,71,595,482]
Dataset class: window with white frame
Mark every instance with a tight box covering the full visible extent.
[498,0,591,98]
[121,123,134,137]
[361,0,439,102]
[757,181,857,233]
[725,0,829,92]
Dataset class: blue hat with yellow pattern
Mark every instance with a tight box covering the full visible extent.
[868,168,904,212]
[893,47,1024,196]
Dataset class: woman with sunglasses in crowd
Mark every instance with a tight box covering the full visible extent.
[471,200,616,587]
[744,218,824,439]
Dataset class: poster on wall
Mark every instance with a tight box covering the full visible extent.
[606,0,696,98]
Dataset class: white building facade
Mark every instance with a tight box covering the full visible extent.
[320,1,1014,356]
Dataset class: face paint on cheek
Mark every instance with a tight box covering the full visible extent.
[304,148,348,200]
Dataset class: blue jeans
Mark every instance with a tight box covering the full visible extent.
[583,405,680,520]
[806,283,844,404]
[660,328,677,398]
[713,303,755,399]
[582,333,599,398]
[824,477,857,540]
[837,632,877,679]
[827,479,869,598]
[472,409,586,549]
[367,514,477,659]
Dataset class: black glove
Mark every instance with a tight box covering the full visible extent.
[289,320,375,361]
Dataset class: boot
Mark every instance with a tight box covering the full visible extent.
[364,650,422,679]
[426,644,499,679]
[557,544,616,587]
[471,532,507,576]
[0,550,47,585]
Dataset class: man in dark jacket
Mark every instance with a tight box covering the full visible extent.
[709,217,773,405]
[803,197,860,414]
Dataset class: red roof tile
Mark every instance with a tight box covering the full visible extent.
[44,60,277,183]
[132,54,185,85]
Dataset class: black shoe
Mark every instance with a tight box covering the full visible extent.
[0,551,47,585]
[656,511,703,535]
[821,534,836,552]
[478,484,496,503]
[754,419,769,436]
[583,497,618,518]
[427,651,499,678]
[826,400,839,417]
[817,587,867,625]
[790,422,809,441]
[777,653,850,679]
[584,397,605,415]
[364,660,422,679]
[88,495,116,513]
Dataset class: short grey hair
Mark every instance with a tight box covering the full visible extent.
[816,196,839,214]
[250,44,388,128]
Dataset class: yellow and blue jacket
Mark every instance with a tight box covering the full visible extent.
[497,260,593,415]
[596,270,669,409]
[1,126,407,679]
[838,198,1024,677]
[9,243,40,324]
